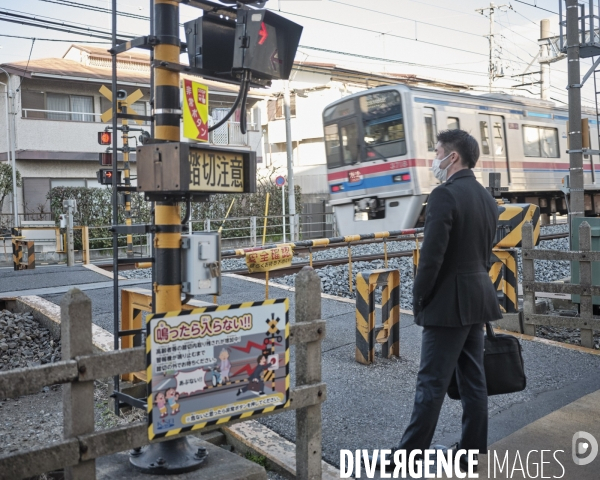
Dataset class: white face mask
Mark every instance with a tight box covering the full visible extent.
[432,152,454,183]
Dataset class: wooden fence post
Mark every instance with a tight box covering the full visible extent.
[522,222,536,336]
[61,288,96,480]
[295,267,322,480]
[578,222,594,348]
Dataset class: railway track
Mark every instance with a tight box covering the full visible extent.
[97,231,568,276]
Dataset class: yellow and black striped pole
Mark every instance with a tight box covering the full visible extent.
[153,0,182,316]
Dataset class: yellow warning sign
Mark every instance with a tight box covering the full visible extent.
[246,246,293,273]
[183,79,209,142]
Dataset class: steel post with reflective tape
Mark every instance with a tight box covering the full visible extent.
[355,269,400,365]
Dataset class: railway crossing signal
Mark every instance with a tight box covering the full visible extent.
[97,168,123,186]
[99,85,144,124]
[98,131,112,145]
[99,152,112,166]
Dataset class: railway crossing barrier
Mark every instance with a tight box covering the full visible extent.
[522,221,599,348]
[0,268,326,479]
[490,249,519,313]
[355,269,400,365]
[11,229,35,270]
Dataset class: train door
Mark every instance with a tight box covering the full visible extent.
[479,114,510,187]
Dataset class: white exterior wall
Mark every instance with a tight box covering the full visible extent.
[260,72,367,195]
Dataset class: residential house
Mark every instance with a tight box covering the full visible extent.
[0,44,265,224]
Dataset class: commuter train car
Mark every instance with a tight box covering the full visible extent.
[323,85,600,235]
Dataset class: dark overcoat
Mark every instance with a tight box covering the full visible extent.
[412,168,503,327]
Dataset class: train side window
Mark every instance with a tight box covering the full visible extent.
[447,117,460,130]
[424,107,436,151]
[491,118,506,157]
[324,124,342,168]
[523,125,559,158]
[479,120,491,155]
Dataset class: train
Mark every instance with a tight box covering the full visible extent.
[323,84,600,235]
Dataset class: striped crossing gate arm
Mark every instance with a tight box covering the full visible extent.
[356,269,401,365]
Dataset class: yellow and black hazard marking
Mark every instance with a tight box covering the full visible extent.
[146,297,290,440]
[495,203,541,249]
[356,269,400,365]
[490,249,518,313]
[12,229,35,271]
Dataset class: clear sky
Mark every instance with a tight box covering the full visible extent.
[0,0,596,108]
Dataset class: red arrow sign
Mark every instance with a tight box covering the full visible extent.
[258,22,268,45]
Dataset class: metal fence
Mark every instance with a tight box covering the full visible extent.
[191,212,337,248]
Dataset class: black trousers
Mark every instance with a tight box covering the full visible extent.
[398,323,488,453]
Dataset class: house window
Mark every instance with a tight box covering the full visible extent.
[523,125,559,158]
[269,95,296,120]
[46,94,94,122]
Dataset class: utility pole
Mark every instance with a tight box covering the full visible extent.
[566,0,584,222]
[283,81,296,241]
[540,19,551,101]
[476,3,510,92]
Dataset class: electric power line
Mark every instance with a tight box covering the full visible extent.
[276,10,488,58]
[0,33,110,43]
[297,45,489,77]
[512,0,558,15]
[328,0,484,38]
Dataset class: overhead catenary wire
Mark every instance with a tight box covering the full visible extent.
[275,10,488,58]
[327,0,484,38]
[0,33,110,43]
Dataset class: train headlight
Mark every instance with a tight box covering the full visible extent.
[393,173,411,182]
[331,184,344,193]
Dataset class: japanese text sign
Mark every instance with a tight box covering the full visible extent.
[245,246,293,273]
[189,148,245,193]
[146,299,290,440]
[183,79,209,142]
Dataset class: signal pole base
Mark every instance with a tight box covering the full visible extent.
[129,437,208,474]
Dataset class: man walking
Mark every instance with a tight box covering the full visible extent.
[375,129,502,474]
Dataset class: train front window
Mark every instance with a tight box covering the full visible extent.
[360,90,407,159]
[340,122,360,165]
[324,124,342,168]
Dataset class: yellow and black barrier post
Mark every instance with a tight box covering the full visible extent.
[355,269,400,365]
[11,228,22,271]
[490,248,519,313]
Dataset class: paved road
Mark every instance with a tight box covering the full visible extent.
[4,267,600,478]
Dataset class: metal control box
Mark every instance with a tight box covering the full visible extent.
[181,233,221,296]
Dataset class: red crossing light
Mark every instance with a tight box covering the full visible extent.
[98,131,112,145]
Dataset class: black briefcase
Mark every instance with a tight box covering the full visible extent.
[447,323,526,399]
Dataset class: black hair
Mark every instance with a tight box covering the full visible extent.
[436,129,480,169]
